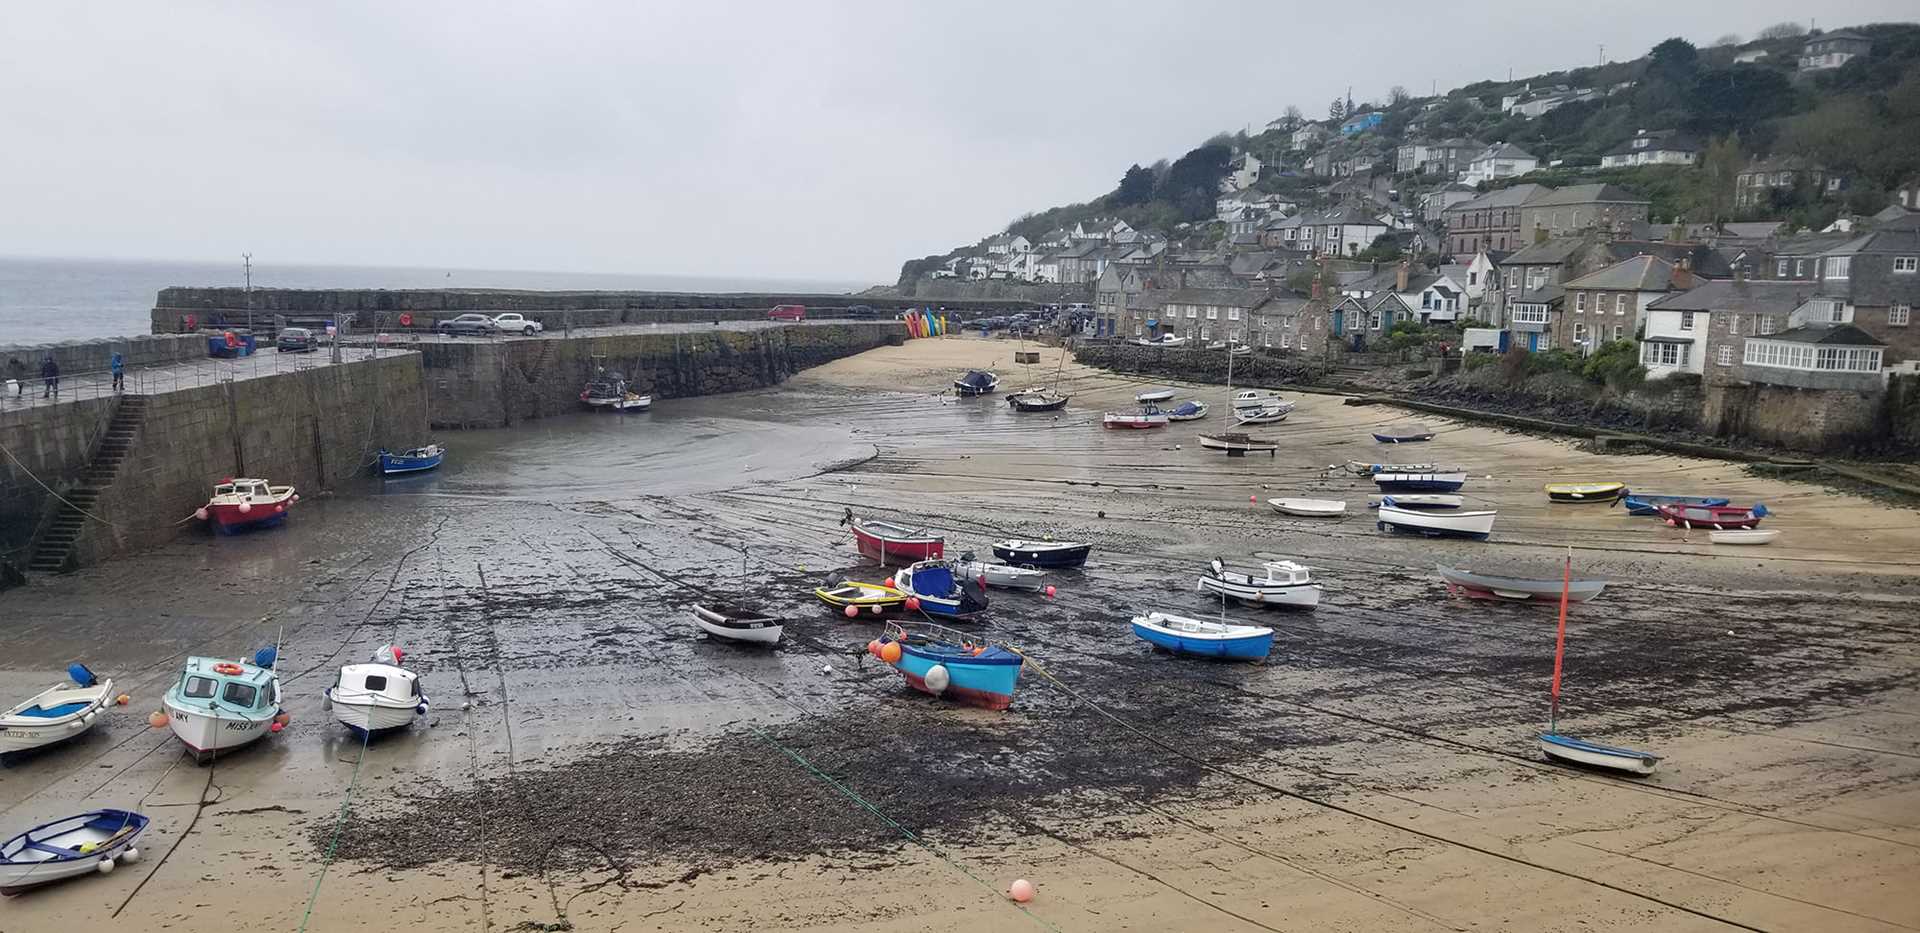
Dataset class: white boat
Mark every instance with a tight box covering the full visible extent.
[1104,408,1170,429]
[610,393,652,411]
[324,646,428,737]
[1538,733,1661,776]
[1438,564,1607,602]
[1197,558,1321,609]
[1197,432,1277,454]
[0,666,115,757]
[693,604,785,644]
[162,653,284,762]
[1135,388,1177,403]
[1268,497,1346,518]
[1709,529,1778,545]
[1347,461,1440,475]
[957,559,1050,591]
[1230,390,1290,412]
[0,809,149,895]
[1378,500,1496,539]
[1364,493,1463,510]
[1234,405,1292,425]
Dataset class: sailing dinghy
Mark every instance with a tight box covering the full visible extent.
[1537,551,1660,776]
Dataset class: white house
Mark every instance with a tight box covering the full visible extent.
[1637,303,1709,378]
[1291,124,1331,149]
[1599,129,1701,168]
[1342,262,1470,324]
[1221,153,1262,193]
[1461,143,1539,185]
[1800,32,1871,72]
[1307,206,1389,258]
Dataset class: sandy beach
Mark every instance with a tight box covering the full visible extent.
[1,334,1916,933]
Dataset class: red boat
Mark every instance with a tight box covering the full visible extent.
[198,478,298,535]
[1656,502,1767,530]
[1102,405,1170,430]
[849,518,943,565]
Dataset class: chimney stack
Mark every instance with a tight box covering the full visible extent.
[1396,259,1410,293]
[1311,271,1323,301]
[1670,256,1695,291]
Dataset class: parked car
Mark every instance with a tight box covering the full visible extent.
[276,327,319,353]
[438,313,499,337]
[491,313,543,335]
[768,304,806,321]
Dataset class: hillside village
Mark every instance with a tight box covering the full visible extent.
[894,22,1920,450]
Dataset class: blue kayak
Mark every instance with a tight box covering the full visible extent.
[1621,493,1728,515]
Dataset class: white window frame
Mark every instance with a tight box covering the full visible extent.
[1717,345,1734,366]
[1227,308,1241,321]
[1825,256,1850,280]
[1679,311,1694,331]
[1186,308,1198,319]
[1206,308,1219,320]
[1759,315,1776,335]
[1576,292,1587,312]
[1794,259,1806,277]
[1512,304,1550,325]
[1895,257,1918,273]
[1776,259,1789,277]
[1729,314,1740,335]
[1893,305,1912,326]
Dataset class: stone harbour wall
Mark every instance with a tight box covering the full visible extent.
[0,397,116,581]
[1070,343,1332,390]
[1,334,210,381]
[1702,381,1884,451]
[422,322,904,429]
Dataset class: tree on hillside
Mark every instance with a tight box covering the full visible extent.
[1148,158,1172,187]
[1687,65,1796,136]
[1115,164,1155,206]
[1757,21,1807,40]
[1329,97,1348,121]
[1697,135,1743,221]
[1282,105,1304,129]
[1647,38,1700,83]
[1156,143,1233,221]
[1389,85,1410,105]
[1712,34,1742,48]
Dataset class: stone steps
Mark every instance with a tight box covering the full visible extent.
[29,395,147,574]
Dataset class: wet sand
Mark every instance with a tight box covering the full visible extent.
[1,336,1916,932]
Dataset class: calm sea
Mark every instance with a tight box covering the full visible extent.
[0,256,874,345]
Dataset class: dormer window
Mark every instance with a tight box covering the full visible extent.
[1633,137,1649,149]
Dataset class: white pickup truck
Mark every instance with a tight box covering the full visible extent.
[492,313,544,336]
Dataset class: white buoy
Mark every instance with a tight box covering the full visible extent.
[96,858,115,875]
[121,847,140,863]
[924,664,951,695]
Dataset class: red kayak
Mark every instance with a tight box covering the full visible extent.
[850,518,944,565]
[1656,502,1768,530]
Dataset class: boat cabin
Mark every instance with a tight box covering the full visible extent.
[176,657,277,715]
[1258,560,1312,585]
[333,663,421,704]
[213,479,275,500]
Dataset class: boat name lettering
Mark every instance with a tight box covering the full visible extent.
[223,721,254,731]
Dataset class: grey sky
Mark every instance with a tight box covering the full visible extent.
[2,2,1911,284]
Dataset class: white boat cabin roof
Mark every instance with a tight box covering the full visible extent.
[178,656,277,712]
[213,478,285,497]
[335,663,420,701]
[1260,560,1312,584]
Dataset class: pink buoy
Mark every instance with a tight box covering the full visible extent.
[1009,879,1035,903]
[269,721,284,733]
[292,494,300,502]
[845,605,859,619]
[1249,495,1257,503]
[904,597,921,612]
[1044,585,1056,599]
[275,504,284,512]
[979,575,989,589]
[870,604,884,615]
[237,502,252,514]
[194,507,209,520]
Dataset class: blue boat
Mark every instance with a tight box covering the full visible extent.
[1373,471,1467,493]
[1537,733,1661,775]
[879,622,1023,709]
[891,560,989,620]
[1130,611,1274,661]
[378,445,445,475]
[1621,493,1729,516]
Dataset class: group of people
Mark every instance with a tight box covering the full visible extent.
[4,353,124,399]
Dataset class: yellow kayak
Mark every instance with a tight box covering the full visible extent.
[814,580,907,616]
[1545,482,1628,503]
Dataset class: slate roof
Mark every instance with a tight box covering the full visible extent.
[1446,183,1555,214]
[1605,241,1733,278]
[1764,323,1884,346]
[1530,183,1649,206]
[1163,288,1274,309]
[1476,142,1537,162]
[1646,280,1818,314]
[1773,232,1858,256]
[1719,221,1786,240]
[1604,130,1701,156]
[1512,285,1565,305]
[1561,256,1680,291]
[1500,236,1588,265]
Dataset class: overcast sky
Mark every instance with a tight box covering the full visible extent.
[2,2,1912,285]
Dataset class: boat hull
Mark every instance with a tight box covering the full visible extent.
[957,561,1049,591]
[1197,575,1321,608]
[1234,409,1290,425]
[0,682,114,756]
[851,522,943,565]
[693,605,784,644]
[1622,494,1728,515]
[990,541,1090,569]
[1657,503,1766,530]
[1365,494,1462,510]
[1374,472,1467,493]
[1131,619,1274,660]
[1437,565,1605,602]
[206,501,292,533]
[1373,433,1434,443]
[1709,529,1778,545]
[1104,414,1168,429]
[162,698,273,760]
[1006,392,1069,412]
[1538,733,1660,776]
[893,647,1021,710]
[326,694,422,735]
[814,582,906,615]
[1545,483,1628,503]
[1198,433,1277,453]
[1378,505,1495,539]
[0,810,148,896]
[378,448,444,474]
[1268,498,1345,517]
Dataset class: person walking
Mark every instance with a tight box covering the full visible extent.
[110,352,125,393]
[5,357,24,398]
[40,356,59,399]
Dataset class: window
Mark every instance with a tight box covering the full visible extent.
[1759,315,1776,335]
[1576,292,1587,312]
[222,681,259,708]
[1775,259,1789,277]
[1679,311,1694,331]
[1280,334,1292,349]
[1717,345,1734,366]
[1825,256,1851,280]
[1206,308,1218,320]
[1186,308,1197,319]
[1573,323,1588,345]
[184,676,217,699]
[1893,305,1912,326]
[1646,342,1684,367]
[1794,259,1806,277]
[1512,304,1550,324]
[1505,270,1518,289]
[1613,325,1624,341]
[364,674,389,691]
[1730,314,1741,335]
[1228,308,1241,321]
[1895,257,1918,273]
[1468,271,1478,285]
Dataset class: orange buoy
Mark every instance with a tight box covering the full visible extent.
[879,641,902,664]
[115,694,130,706]
[1009,879,1035,902]
[147,711,169,729]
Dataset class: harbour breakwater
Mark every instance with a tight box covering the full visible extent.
[1069,342,1333,390]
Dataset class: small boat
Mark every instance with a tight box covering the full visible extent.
[991,539,1091,569]
[1378,499,1495,539]
[875,621,1023,710]
[0,810,149,895]
[1621,493,1729,516]
[1372,429,1435,443]
[610,392,653,411]
[1197,432,1277,455]
[1346,461,1439,476]
[377,445,445,475]
[1234,405,1292,425]
[1538,733,1661,776]
[1104,406,1169,429]
[0,664,115,758]
[580,371,628,407]
[1006,389,1070,412]
[162,650,284,762]
[693,603,785,644]
[1373,472,1467,493]
[846,515,945,565]
[1364,493,1462,510]
[892,559,990,619]
[1656,503,1768,530]
[956,558,1050,591]
[814,580,907,616]
[1438,564,1606,602]
[1230,390,1289,412]
[1197,558,1321,609]
[324,645,429,737]
[1710,529,1779,545]
[953,370,1000,397]
[1545,482,1628,504]
[1164,400,1209,421]
[1135,388,1177,403]
[199,478,297,534]
[1130,611,1274,661]
[1268,497,1346,518]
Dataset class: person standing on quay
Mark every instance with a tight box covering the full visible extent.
[41,356,59,399]
[5,357,24,398]
[111,352,125,393]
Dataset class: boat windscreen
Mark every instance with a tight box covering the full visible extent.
[183,676,217,699]
[960,371,992,388]
[222,682,259,708]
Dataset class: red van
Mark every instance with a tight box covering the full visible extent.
[768,304,806,321]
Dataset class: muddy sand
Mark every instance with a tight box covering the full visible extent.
[1,335,1915,932]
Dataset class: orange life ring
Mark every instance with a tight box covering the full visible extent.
[212,662,244,675]
[224,331,238,349]
[399,312,414,327]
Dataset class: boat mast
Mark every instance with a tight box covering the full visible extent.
[1548,547,1570,733]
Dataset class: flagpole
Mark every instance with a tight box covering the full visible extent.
[1549,546,1571,734]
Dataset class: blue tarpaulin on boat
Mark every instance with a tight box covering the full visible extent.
[910,564,955,596]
